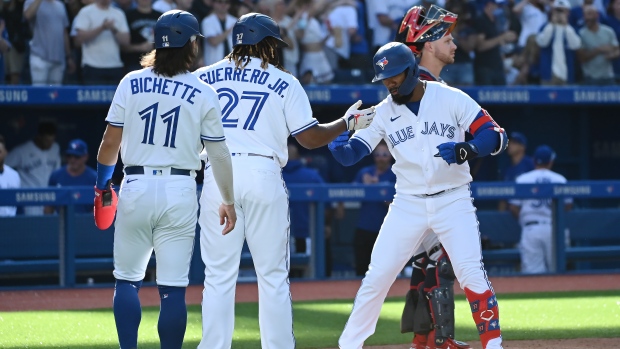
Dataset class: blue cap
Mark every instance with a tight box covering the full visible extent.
[510,132,527,146]
[66,139,88,156]
[533,145,556,165]
[154,10,203,49]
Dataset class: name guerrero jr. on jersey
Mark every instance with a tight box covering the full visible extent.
[196,66,290,98]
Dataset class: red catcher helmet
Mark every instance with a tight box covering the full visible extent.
[395,5,458,55]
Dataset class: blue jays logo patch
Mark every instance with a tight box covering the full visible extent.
[376,57,389,70]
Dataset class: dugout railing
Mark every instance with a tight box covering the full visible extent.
[1,181,620,288]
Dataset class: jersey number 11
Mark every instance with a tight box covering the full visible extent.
[139,102,180,148]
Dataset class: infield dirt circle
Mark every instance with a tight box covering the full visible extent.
[1,274,619,348]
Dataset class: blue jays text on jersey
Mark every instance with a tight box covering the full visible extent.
[387,122,457,148]
[129,77,202,104]
[196,67,289,97]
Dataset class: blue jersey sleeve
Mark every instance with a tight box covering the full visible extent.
[469,128,499,157]
[329,137,370,166]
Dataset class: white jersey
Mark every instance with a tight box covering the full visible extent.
[5,140,61,188]
[193,58,318,167]
[106,68,225,170]
[0,165,20,217]
[510,169,572,225]
[352,81,480,195]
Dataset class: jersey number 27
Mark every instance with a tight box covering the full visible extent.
[217,88,269,130]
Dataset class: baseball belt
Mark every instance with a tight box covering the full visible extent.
[124,166,191,176]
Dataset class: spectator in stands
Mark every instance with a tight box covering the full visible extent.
[509,145,572,274]
[44,139,97,214]
[569,0,605,31]
[23,0,75,86]
[201,0,236,67]
[189,0,212,24]
[259,0,300,76]
[352,141,396,276]
[2,0,27,85]
[121,0,160,72]
[604,0,620,81]
[473,0,518,85]
[0,18,10,83]
[365,0,392,53]
[324,0,358,72]
[292,0,333,83]
[536,0,582,85]
[443,0,477,85]
[5,122,61,216]
[348,0,371,75]
[0,135,20,217]
[578,4,620,84]
[71,0,130,85]
[512,0,548,50]
[152,0,174,13]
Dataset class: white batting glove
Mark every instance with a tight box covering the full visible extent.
[341,100,376,131]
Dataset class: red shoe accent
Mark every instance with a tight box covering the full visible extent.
[411,333,427,349]
[464,288,501,349]
[426,330,472,349]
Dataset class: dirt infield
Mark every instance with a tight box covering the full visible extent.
[1,273,619,348]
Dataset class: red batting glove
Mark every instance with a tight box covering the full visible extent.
[94,181,118,230]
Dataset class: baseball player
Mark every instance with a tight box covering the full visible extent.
[193,13,375,349]
[94,10,236,349]
[509,145,572,274]
[329,42,508,349]
[394,6,471,349]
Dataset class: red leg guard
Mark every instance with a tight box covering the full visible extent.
[411,333,427,349]
[464,288,501,349]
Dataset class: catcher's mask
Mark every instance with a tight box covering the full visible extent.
[395,5,458,56]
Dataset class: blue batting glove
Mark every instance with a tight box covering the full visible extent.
[435,142,457,164]
[328,131,350,151]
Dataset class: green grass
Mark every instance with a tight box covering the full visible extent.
[0,290,618,348]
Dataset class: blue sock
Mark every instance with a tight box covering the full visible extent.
[157,286,187,349]
[113,279,143,349]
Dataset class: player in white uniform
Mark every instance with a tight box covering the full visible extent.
[329,42,508,349]
[509,145,572,274]
[193,13,375,349]
[95,11,236,349]
[0,135,21,217]
[395,6,470,349]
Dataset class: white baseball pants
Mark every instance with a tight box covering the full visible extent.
[113,172,198,286]
[198,155,294,349]
[339,185,501,349]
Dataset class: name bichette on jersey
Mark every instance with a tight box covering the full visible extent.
[129,77,203,104]
[196,66,290,97]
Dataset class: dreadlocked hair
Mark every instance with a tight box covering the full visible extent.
[226,37,289,73]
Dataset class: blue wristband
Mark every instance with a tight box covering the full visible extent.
[96,162,115,190]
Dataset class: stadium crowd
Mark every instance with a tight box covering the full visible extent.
[0,0,619,86]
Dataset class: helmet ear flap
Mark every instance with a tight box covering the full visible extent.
[397,61,420,96]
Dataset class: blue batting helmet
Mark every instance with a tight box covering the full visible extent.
[232,13,288,48]
[372,42,420,95]
[154,10,203,49]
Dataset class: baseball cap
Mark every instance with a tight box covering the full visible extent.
[65,139,88,156]
[510,132,527,146]
[553,0,571,9]
[533,145,556,165]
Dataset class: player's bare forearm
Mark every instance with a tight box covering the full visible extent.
[295,120,347,149]
[97,124,122,166]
